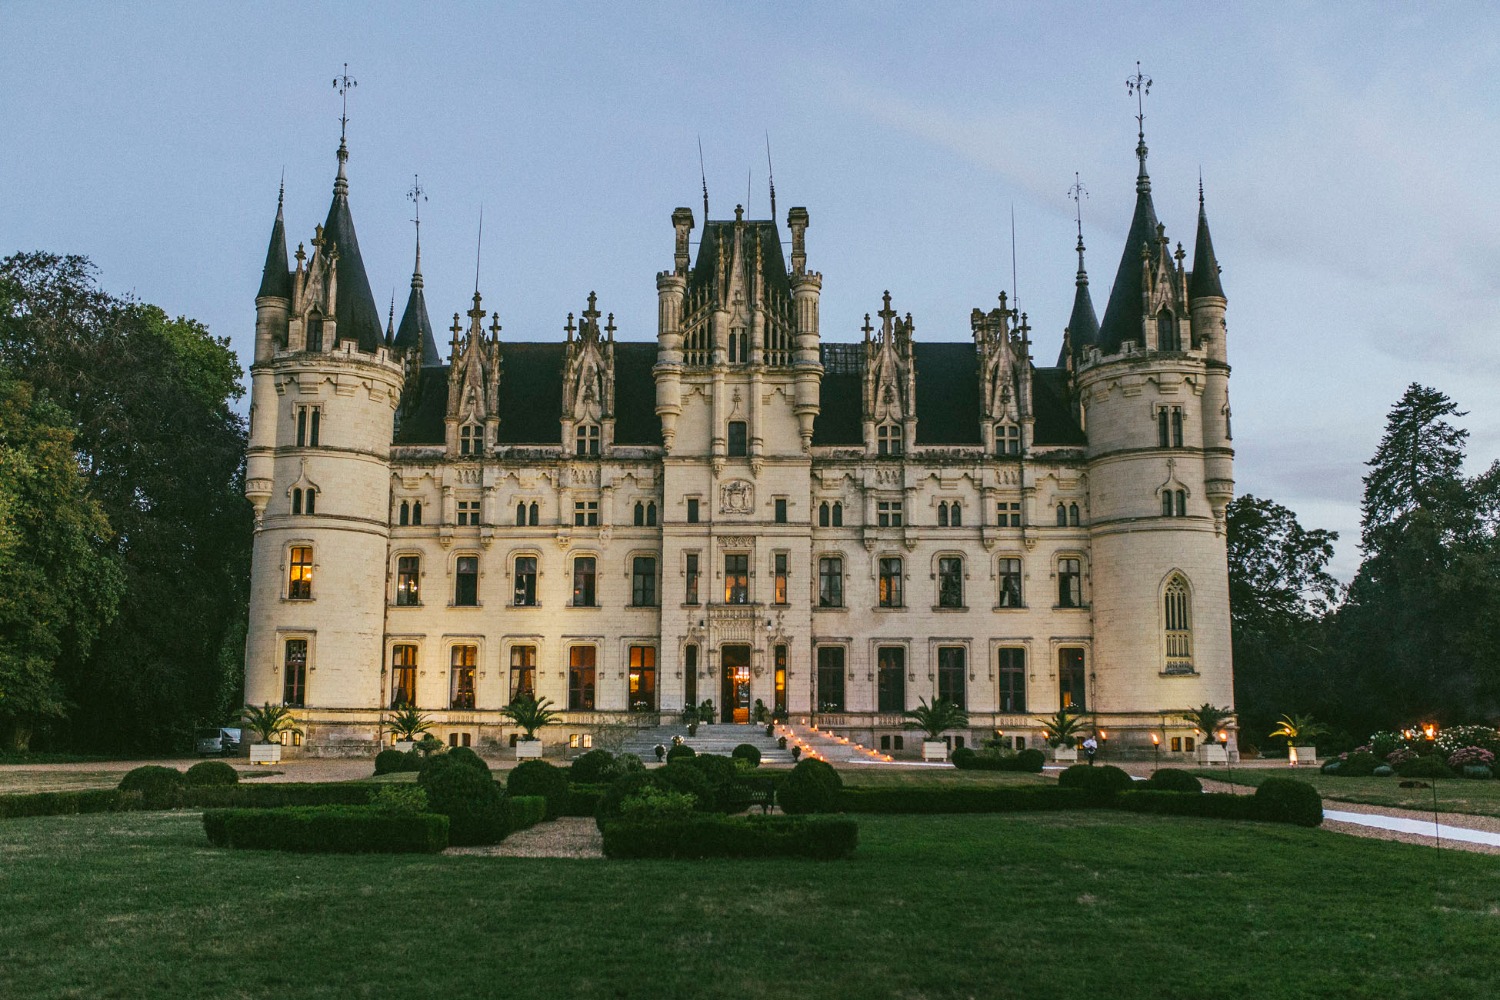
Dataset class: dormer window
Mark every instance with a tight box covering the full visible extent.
[877,423,903,456]
[306,311,323,352]
[575,423,600,457]
[995,422,1020,457]
[727,421,748,458]
[459,423,484,457]
[1157,309,1179,351]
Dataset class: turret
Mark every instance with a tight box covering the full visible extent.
[787,206,822,451]
[1191,182,1233,523]
[655,208,692,451]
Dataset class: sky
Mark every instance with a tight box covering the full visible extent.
[5,1,1500,580]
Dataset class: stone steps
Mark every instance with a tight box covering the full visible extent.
[621,723,796,764]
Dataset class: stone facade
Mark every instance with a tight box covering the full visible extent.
[243,132,1236,758]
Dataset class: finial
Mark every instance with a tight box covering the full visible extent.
[734,203,744,223]
[1198,169,1205,207]
[277,169,285,217]
[605,313,616,341]
[861,313,873,342]
[879,290,894,319]
[583,291,600,325]
[295,242,306,267]
[450,313,462,349]
[489,311,502,341]
[765,133,776,220]
[474,205,484,296]
[698,136,709,220]
[407,174,427,284]
[565,312,576,341]
[387,292,395,340]
[333,63,357,144]
[1068,172,1089,279]
[1127,61,1152,191]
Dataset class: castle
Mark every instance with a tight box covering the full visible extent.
[242,118,1235,757]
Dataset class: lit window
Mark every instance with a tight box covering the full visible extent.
[877,423,902,456]
[287,546,313,600]
[569,646,596,710]
[572,557,596,607]
[818,556,843,608]
[724,553,749,604]
[391,645,417,708]
[773,552,789,605]
[937,557,963,608]
[450,645,477,709]
[513,556,537,607]
[629,646,656,712]
[509,645,536,702]
[396,555,420,606]
[454,556,479,607]
[283,639,307,708]
[1058,557,1082,608]
[878,557,903,608]
[1165,575,1193,674]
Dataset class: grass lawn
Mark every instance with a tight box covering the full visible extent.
[3,809,1498,999]
[834,765,1048,788]
[1193,769,1500,817]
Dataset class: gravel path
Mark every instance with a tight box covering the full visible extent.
[447,817,603,859]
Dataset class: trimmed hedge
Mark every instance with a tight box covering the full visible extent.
[841,785,1097,814]
[374,749,423,775]
[570,749,619,785]
[595,765,716,829]
[1057,764,1135,794]
[185,761,239,786]
[0,789,141,819]
[419,756,508,846]
[183,782,379,809]
[731,744,762,767]
[434,746,491,777]
[1397,755,1454,779]
[665,744,697,762]
[1143,769,1203,794]
[778,758,843,814]
[203,806,448,853]
[1254,778,1323,827]
[601,815,858,860]
[688,753,747,811]
[951,747,1045,772]
[562,783,608,817]
[1113,790,1262,821]
[118,766,185,809]
[507,760,569,820]
[506,795,547,832]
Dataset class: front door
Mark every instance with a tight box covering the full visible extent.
[721,644,752,723]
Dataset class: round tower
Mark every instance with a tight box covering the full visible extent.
[243,141,404,752]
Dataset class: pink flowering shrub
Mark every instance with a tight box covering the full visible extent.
[1385,748,1418,767]
[1447,746,1495,770]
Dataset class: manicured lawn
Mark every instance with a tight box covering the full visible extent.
[3,809,1497,998]
[834,765,1048,788]
[1193,769,1500,817]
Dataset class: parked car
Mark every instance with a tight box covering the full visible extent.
[195,728,243,756]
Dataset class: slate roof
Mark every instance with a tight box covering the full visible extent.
[689,219,792,301]
[393,365,449,445]
[1189,195,1225,300]
[1031,367,1087,446]
[257,195,292,300]
[318,154,386,354]
[1096,169,1160,355]
[1061,250,1100,366]
[394,252,441,367]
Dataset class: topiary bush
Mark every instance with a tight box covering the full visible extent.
[601,814,858,860]
[616,753,645,774]
[1056,764,1134,794]
[507,759,570,819]
[731,744,762,768]
[183,782,378,809]
[595,765,716,829]
[374,748,422,775]
[619,785,698,820]
[688,754,745,811]
[371,784,429,814]
[1335,751,1381,777]
[203,806,448,853]
[949,746,977,768]
[1143,768,1202,794]
[1397,754,1453,779]
[1015,747,1045,772]
[1253,777,1323,827]
[778,758,843,815]
[506,795,547,832]
[185,761,239,787]
[437,746,491,777]
[118,766,185,810]
[418,756,508,846]
[666,743,697,762]
[569,749,619,785]
[653,762,715,811]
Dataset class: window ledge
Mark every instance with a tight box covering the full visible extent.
[991,605,1028,611]
[1160,669,1198,677]
[873,606,908,613]
[931,605,968,613]
[1052,604,1090,611]
[510,603,542,610]
[813,605,847,613]
[282,597,315,603]
[569,604,601,610]
[391,603,423,609]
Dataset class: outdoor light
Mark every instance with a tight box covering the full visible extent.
[1424,723,1437,741]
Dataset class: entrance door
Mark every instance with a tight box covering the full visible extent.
[721,644,752,723]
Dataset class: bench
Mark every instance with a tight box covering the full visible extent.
[743,778,776,815]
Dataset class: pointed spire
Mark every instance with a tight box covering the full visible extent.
[1190,177,1226,299]
[319,118,383,353]
[394,187,440,366]
[1097,65,1161,355]
[257,179,292,300]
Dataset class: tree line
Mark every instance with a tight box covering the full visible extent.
[0,253,250,753]
[1231,384,1500,751]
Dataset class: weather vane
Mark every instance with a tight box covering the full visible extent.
[333,63,357,142]
[407,174,426,235]
[1067,172,1088,241]
[1126,60,1151,139]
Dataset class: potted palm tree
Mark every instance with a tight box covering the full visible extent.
[1036,708,1088,762]
[241,703,303,764]
[1270,713,1328,767]
[904,698,970,761]
[381,705,432,752]
[1180,703,1234,764]
[503,694,560,759]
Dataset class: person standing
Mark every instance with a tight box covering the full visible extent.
[1083,736,1099,766]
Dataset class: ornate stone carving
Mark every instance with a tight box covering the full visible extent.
[720,479,754,514]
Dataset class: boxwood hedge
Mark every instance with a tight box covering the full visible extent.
[0,789,141,819]
[601,814,857,860]
[506,795,547,832]
[202,805,448,853]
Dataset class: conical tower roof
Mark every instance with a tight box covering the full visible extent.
[1061,234,1100,365]
[394,237,441,366]
[1189,183,1225,299]
[257,182,292,300]
[319,141,385,353]
[1096,138,1159,354]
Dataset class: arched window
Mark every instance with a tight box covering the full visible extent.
[1164,575,1193,674]
[1175,490,1186,517]
[634,502,645,527]
[1069,503,1080,526]
[304,488,316,515]
[306,311,323,352]
[937,502,949,527]
[528,502,539,526]
[950,503,962,527]
[646,502,657,526]
[412,501,423,526]
[831,502,843,527]
[399,501,410,526]
[1157,309,1178,352]
[516,503,527,526]
[1056,503,1066,526]
[819,502,830,528]
[292,488,303,515]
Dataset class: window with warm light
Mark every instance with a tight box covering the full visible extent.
[724,553,749,604]
[391,645,417,708]
[569,646,596,710]
[282,638,307,708]
[450,645,477,709]
[878,557,903,608]
[1164,574,1193,674]
[287,546,313,600]
[629,645,656,712]
[509,645,536,702]
[396,555,420,606]
[773,553,789,605]
[1058,648,1086,710]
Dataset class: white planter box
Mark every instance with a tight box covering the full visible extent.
[515,740,543,759]
[391,741,415,753]
[1197,744,1229,765]
[249,744,282,765]
[1052,747,1078,763]
[921,740,948,762]
[1289,746,1317,767]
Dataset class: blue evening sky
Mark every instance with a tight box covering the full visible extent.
[5,2,1499,579]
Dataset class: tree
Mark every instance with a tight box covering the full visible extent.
[902,698,970,741]
[0,372,124,750]
[1179,704,1234,742]
[502,695,562,741]
[1360,384,1473,555]
[0,252,251,751]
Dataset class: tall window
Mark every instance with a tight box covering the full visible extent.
[516,503,527,526]
[685,552,700,605]
[877,500,903,528]
[396,555,420,606]
[573,500,599,527]
[291,488,303,515]
[569,646,596,710]
[1058,557,1082,608]
[305,312,323,352]
[302,488,316,515]
[459,423,483,456]
[295,405,320,447]
[456,501,480,526]
[997,502,1021,527]
[773,553,789,605]
[1159,405,1184,447]
[572,556,596,607]
[450,645,477,709]
[513,556,537,607]
[878,557,903,608]
[1056,503,1067,526]
[774,498,788,523]
[877,646,905,713]
[997,557,1023,608]
[454,556,479,606]
[509,645,536,702]
[1069,503,1080,526]
[818,556,843,608]
[1157,309,1179,351]
[877,423,902,456]
[411,501,423,526]
[938,646,966,709]
[995,422,1020,456]
[939,501,963,527]
[391,645,417,708]
[633,501,658,527]
[1059,648,1086,710]
[528,502,538,526]
[287,546,313,600]
[724,553,749,604]
[998,648,1026,713]
[937,557,964,608]
[816,647,846,712]
[774,644,787,713]
[575,424,600,456]
[282,639,307,708]
[684,643,699,707]
[1164,575,1193,674]
[686,498,700,523]
[400,501,412,526]
[819,501,844,527]
[628,646,656,712]
[727,421,748,457]
[632,556,657,607]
